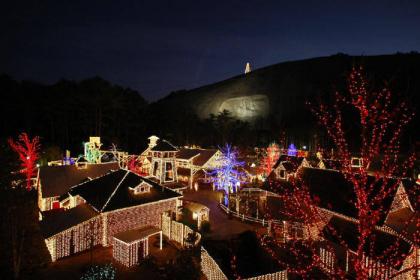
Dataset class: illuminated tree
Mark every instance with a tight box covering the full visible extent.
[127,156,146,176]
[210,144,245,205]
[8,133,40,190]
[84,140,101,163]
[287,143,297,156]
[259,142,280,178]
[262,67,418,279]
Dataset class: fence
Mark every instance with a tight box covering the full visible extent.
[161,213,201,248]
[219,203,284,227]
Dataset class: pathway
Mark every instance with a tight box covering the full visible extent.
[183,189,264,240]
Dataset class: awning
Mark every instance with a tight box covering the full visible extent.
[113,226,161,244]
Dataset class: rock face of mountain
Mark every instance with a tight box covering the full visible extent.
[155,53,420,139]
[217,94,269,121]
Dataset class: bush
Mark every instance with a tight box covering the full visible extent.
[141,255,158,271]
[80,264,116,280]
[164,250,201,280]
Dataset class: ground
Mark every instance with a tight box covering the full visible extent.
[183,188,282,279]
[182,189,264,239]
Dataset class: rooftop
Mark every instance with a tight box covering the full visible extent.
[322,216,412,268]
[40,204,99,239]
[150,140,178,152]
[264,167,402,225]
[385,208,418,244]
[281,161,298,172]
[39,162,120,198]
[113,226,161,244]
[300,167,399,224]
[176,148,219,166]
[273,155,305,170]
[68,169,182,212]
[183,200,209,213]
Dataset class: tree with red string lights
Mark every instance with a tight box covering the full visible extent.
[260,67,418,279]
[8,133,40,190]
[127,155,147,176]
[259,142,280,178]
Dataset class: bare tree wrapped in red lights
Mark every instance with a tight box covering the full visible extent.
[261,67,418,279]
[8,132,40,190]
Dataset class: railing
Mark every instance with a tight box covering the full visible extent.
[219,203,284,227]
[241,188,267,192]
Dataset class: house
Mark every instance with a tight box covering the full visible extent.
[237,148,264,183]
[140,136,222,190]
[384,179,419,245]
[240,162,260,183]
[176,148,222,188]
[36,162,119,211]
[144,138,191,195]
[271,154,310,180]
[320,216,414,278]
[148,139,178,183]
[40,169,182,262]
[182,200,210,230]
[308,156,343,171]
[263,167,419,279]
[136,135,160,175]
[40,204,101,261]
[308,169,418,279]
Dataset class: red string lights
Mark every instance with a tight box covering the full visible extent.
[259,67,418,279]
[127,156,147,176]
[259,143,280,178]
[8,132,40,190]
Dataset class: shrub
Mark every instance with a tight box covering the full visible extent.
[80,264,116,280]
[200,221,211,234]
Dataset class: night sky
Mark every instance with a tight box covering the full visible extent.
[1,1,419,101]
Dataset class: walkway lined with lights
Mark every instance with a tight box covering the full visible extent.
[183,189,263,239]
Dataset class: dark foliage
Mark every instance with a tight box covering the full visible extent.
[0,188,51,279]
[163,249,201,280]
[0,75,148,154]
[203,231,282,279]
[0,139,20,190]
[200,221,211,234]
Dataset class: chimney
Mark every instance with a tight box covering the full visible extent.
[148,135,159,149]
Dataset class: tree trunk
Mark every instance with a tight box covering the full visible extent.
[12,227,25,279]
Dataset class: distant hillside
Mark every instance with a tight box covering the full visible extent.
[0,76,148,153]
[1,53,419,153]
[155,53,420,143]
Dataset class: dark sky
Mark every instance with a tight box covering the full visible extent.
[1,1,419,101]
